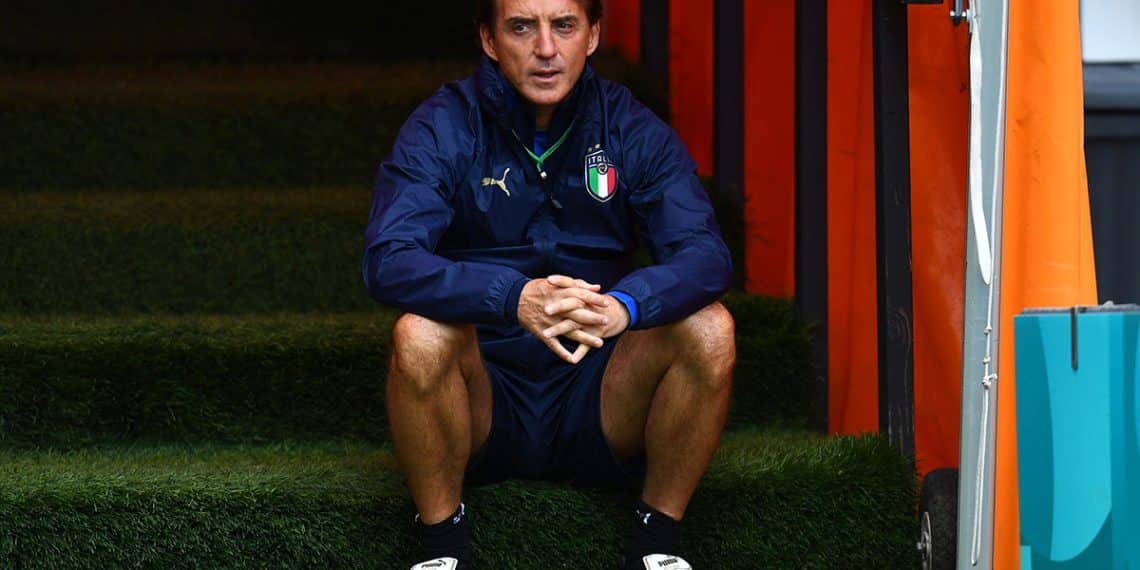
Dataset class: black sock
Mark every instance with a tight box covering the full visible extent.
[415,503,472,565]
[623,499,681,566]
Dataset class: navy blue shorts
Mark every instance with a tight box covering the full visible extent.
[464,336,646,488]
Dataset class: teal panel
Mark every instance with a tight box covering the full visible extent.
[1111,314,1140,568]
[1014,311,1140,568]
[1027,519,1112,570]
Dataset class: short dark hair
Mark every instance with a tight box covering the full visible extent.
[475,0,603,31]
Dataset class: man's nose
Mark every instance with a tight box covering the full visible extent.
[534,25,557,59]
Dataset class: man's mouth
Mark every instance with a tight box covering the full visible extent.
[533,70,561,81]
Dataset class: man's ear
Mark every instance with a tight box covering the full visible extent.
[586,21,600,57]
[480,25,499,61]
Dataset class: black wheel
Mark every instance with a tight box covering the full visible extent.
[918,468,958,570]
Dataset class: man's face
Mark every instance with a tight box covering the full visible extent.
[480,0,600,122]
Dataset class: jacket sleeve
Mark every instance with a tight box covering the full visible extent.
[610,108,733,329]
[362,94,530,325]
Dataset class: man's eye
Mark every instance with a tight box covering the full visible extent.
[512,23,531,34]
[555,21,575,32]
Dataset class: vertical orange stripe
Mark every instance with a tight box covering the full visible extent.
[827,0,879,435]
[669,0,714,176]
[602,0,640,62]
[907,6,970,476]
[994,1,1098,567]
[742,0,796,298]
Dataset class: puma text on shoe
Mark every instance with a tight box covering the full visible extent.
[642,553,693,570]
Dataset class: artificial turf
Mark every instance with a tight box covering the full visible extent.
[0,60,914,568]
[0,58,667,191]
[0,297,814,449]
[0,432,916,569]
[0,183,743,315]
[0,188,373,315]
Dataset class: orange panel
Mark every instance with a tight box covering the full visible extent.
[668,0,714,176]
[742,1,796,298]
[907,6,970,476]
[602,0,639,62]
[994,1,1098,568]
[827,0,879,435]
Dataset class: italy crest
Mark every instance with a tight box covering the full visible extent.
[583,148,619,202]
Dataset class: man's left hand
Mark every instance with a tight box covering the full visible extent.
[540,275,630,344]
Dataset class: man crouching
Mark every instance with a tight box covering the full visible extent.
[363,1,735,567]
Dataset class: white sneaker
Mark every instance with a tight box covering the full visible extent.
[409,557,458,570]
[642,553,693,570]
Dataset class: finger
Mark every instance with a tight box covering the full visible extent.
[542,318,581,339]
[541,334,576,363]
[563,308,609,327]
[565,328,604,348]
[566,288,612,308]
[568,342,592,364]
[547,274,602,291]
[544,296,586,316]
[569,277,601,291]
[546,275,574,288]
[549,320,606,343]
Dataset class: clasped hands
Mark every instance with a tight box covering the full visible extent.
[517,275,630,364]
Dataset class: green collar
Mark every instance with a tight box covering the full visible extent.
[522,120,575,173]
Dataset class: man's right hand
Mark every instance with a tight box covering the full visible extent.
[517,276,612,364]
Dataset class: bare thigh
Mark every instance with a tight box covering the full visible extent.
[598,325,675,460]
[597,303,735,460]
[388,314,495,457]
[453,328,495,456]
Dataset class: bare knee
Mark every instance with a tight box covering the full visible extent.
[671,302,736,389]
[390,313,474,396]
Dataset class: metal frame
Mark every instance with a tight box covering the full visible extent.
[714,0,744,211]
[871,0,917,459]
[957,0,1011,566]
[794,0,830,434]
[640,0,670,93]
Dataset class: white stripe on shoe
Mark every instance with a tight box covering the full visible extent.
[410,557,458,570]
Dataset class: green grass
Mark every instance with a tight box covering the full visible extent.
[0,188,373,314]
[0,57,667,190]
[0,98,416,189]
[0,63,468,190]
[0,186,815,444]
[0,313,391,449]
[0,184,730,315]
[723,294,816,429]
[0,432,916,569]
[0,59,916,569]
[0,298,814,448]
[0,63,480,102]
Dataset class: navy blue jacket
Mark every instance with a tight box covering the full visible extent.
[363,57,731,365]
